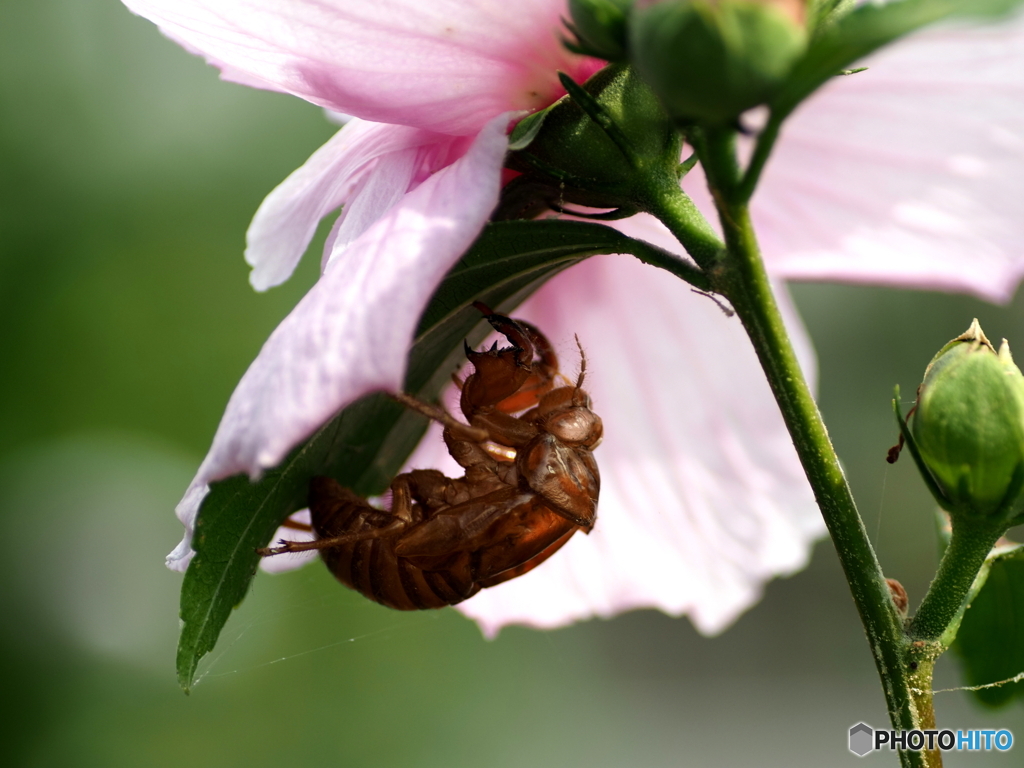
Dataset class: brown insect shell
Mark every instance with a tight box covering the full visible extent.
[459,317,538,418]
[531,386,604,449]
[441,430,519,490]
[490,317,560,414]
[460,347,531,415]
[492,362,559,414]
[514,384,602,530]
[518,433,600,530]
[270,310,600,611]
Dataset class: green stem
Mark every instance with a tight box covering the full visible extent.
[622,237,713,293]
[637,176,724,272]
[648,127,927,767]
[736,112,782,204]
[907,643,944,768]
[722,203,921,766]
[910,521,1005,641]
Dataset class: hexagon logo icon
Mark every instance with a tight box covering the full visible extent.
[849,722,874,757]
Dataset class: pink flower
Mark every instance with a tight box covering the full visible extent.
[125,0,1024,637]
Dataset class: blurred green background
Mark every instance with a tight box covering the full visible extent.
[2,2,1023,766]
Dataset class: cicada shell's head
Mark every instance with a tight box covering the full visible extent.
[535,386,603,449]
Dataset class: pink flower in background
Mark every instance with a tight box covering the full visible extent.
[124,0,1024,637]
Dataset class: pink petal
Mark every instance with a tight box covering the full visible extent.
[320,130,475,273]
[751,16,1024,303]
[247,119,468,290]
[171,113,508,570]
[318,143,419,274]
[401,233,822,636]
[204,114,508,481]
[247,120,431,290]
[166,479,208,572]
[121,0,599,135]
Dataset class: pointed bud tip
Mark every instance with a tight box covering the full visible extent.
[955,318,993,349]
[1000,339,1014,364]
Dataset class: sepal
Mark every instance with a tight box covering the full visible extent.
[502,64,682,216]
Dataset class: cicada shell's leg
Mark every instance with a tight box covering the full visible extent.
[390,392,487,443]
[389,386,532,475]
[472,302,536,364]
[278,515,313,533]
[467,409,539,448]
[460,312,565,421]
[443,428,500,472]
[396,468,452,512]
[257,475,417,557]
[493,318,562,414]
[460,349,532,419]
[459,311,542,419]
[258,521,406,556]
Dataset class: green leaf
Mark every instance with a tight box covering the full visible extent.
[176,218,692,691]
[953,544,1024,707]
[773,0,1024,120]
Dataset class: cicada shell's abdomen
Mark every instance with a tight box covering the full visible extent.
[309,477,478,610]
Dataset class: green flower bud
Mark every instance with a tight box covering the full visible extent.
[629,0,808,124]
[912,320,1024,525]
[497,64,681,218]
[568,0,634,61]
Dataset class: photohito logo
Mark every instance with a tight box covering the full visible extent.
[848,723,1013,756]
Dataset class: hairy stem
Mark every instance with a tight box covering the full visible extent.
[910,521,1005,641]
[647,127,928,767]
[907,643,944,768]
